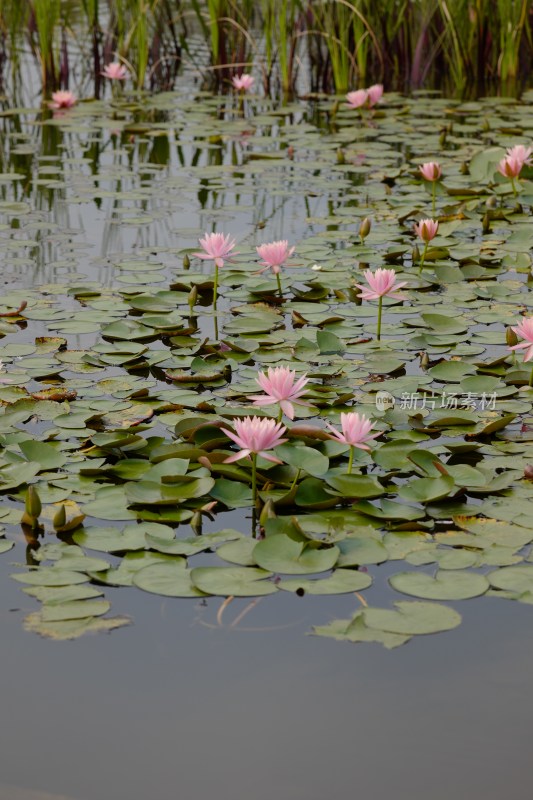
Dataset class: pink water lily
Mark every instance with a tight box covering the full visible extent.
[355,269,407,341]
[346,90,368,109]
[102,62,128,80]
[367,84,383,107]
[222,416,287,464]
[509,317,533,363]
[506,145,532,165]
[193,232,237,268]
[414,218,439,243]
[326,412,379,449]
[414,219,439,272]
[193,232,237,335]
[249,366,309,420]
[49,90,77,109]
[419,161,442,181]
[232,74,254,91]
[355,268,407,301]
[256,240,295,275]
[497,156,523,179]
[326,412,379,473]
[419,161,442,213]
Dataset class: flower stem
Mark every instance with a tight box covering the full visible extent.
[511,178,517,197]
[213,263,219,340]
[347,446,354,474]
[276,272,283,299]
[377,296,383,341]
[290,468,301,493]
[213,263,219,313]
[276,407,283,423]
[251,453,258,509]
[419,241,429,274]
[529,365,533,387]
[432,181,436,215]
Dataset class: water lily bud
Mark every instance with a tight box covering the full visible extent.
[412,244,420,263]
[486,195,498,209]
[359,217,371,240]
[438,129,447,147]
[460,161,469,175]
[53,504,67,529]
[506,326,519,347]
[190,510,203,535]
[336,148,345,164]
[259,499,277,527]
[188,285,198,310]
[222,364,232,381]
[419,351,430,369]
[524,464,533,480]
[482,212,491,234]
[25,486,41,519]
[183,254,190,270]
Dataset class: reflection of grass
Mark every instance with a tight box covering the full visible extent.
[1,0,532,98]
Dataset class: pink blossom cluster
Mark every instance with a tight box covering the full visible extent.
[346,84,384,109]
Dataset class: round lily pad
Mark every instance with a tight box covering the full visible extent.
[389,570,489,600]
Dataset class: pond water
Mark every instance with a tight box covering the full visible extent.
[0,87,532,798]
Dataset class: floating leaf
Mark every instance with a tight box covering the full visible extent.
[363,601,461,635]
[190,566,278,596]
[389,570,489,600]
[253,534,340,574]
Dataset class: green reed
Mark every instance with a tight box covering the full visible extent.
[0,0,532,101]
[31,0,62,90]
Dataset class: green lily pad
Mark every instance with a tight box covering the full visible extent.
[389,570,489,600]
[253,534,340,574]
[134,562,205,597]
[363,600,462,635]
[190,566,278,596]
[278,568,372,594]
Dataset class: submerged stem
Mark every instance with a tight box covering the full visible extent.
[377,296,383,341]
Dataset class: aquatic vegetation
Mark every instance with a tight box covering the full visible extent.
[414,219,439,272]
[101,62,129,80]
[222,416,287,509]
[48,90,77,109]
[346,90,368,109]
[1,1,532,99]
[256,239,295,296]
[0,81,531,650]
[355,269,407,340]
[249,366,309,420]
[509,318,533,386]
[325,412,379,474]
[193,231,237,335]
[232,73,254,91]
